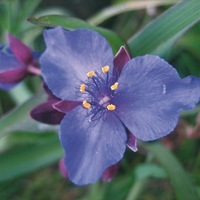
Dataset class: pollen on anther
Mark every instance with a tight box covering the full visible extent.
[102,65,110,73]
[87,71,95,77]
[83,101,91,109]
[110,82,119,90]
[80,84,86,92]
[107,104,116,111]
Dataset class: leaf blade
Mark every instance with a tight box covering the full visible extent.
[28,15,124,53]
[128,0,200,56]
[144,142,199,200]
[0,92,46,138]
[88,0,178,26]
[0,136,63,181]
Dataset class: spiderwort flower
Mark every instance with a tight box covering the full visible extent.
[0,34,41,90]
[39,26,200,185]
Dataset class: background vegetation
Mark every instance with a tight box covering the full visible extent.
[0,0,200,199]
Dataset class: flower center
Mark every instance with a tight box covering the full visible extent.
[99,95,110,107]
[79,65,118,112]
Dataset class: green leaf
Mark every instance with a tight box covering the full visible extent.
[0,92,46,138]
[128,0,200,57]
[144,142,199,200]
[88,0,177,26]
[5,131,59,147]
[8,82,32,105]
[126,163,167,200]
[125,178,146,200]
[135,163,167,180]
[181,105,200,118]
[0,134,63,181]
[103,174,134,200]
[18,0,42,22]
[28,15,124,53]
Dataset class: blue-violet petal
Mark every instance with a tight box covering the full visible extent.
[114,55,200,141]
[0,52,25,90]
[59,106,127,185]
[40,27,114,101]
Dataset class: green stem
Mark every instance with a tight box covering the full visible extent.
[126,178,146,200]
[143,142,199,200]
[9,83,32,105]
[0,92,46,138]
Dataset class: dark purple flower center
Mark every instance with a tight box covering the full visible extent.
[78,65,118,119]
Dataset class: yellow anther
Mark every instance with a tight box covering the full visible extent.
[83,101,91,109]
[80,84,86,92]
[110,82,119,90]
[87,71,95,77]
[107,104,116,111]
[102,65,110,73]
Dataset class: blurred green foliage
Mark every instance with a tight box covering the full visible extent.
[0,0,200,199]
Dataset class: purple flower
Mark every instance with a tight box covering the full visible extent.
[0,34,41,90]
[39,26,200,185]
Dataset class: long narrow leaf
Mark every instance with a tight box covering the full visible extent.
[8,82,32,105]
[18,0,42,21]
[144,142,199,200]
[128,0,200,56]
[88,0,178,26]
[28,15,124,53]
[0,92,46,138]
[0,137,63,181]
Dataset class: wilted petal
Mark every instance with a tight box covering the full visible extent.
[40,27,114,101]
[101,163,120,182]
[126,132,138,152]
[114,46,130,76]
[7,33,33,65]
[114,55,200,141]
[53,100,81,113]
[30,100,65,124]
[59,106,127,185]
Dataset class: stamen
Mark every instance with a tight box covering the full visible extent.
[102,65,110,73]
[83,101,91,109]
[110,82,119,90]
[99,96,110,106]
[80,84,86,92]
[87,71,95,77]
[107,104,116,111]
